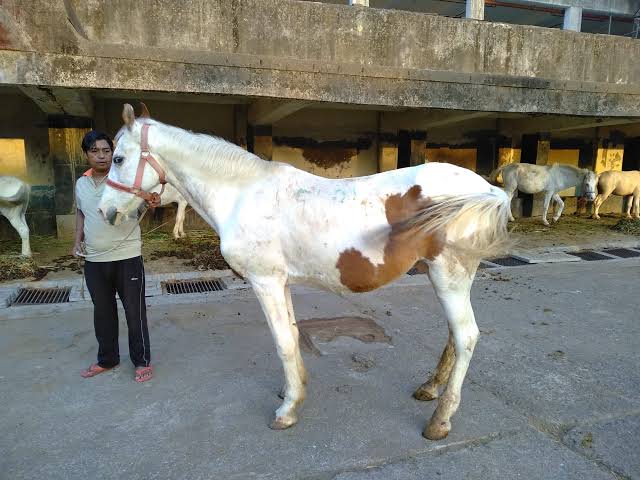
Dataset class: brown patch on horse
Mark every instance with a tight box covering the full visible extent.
[336,185,443,293]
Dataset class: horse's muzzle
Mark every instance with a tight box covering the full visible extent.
[100,206,119,225]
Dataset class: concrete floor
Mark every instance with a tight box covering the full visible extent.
[1,258,639,479]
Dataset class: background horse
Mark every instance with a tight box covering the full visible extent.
[490,163,597,225]
[98,104,512,441]
[591,170,640,220]
[156,183,189,239]
[0,176,31,257]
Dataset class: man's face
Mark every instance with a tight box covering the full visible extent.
[85,139,112,174]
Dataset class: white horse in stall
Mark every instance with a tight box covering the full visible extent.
[99,104,512,440]
[490,163,598,225]
[155,183,189,239]
[0,176,32,257]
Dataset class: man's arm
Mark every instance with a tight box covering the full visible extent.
[71,208,85,257]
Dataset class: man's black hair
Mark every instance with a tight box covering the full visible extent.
[81,130,114,153]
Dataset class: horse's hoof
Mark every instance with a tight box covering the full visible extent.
[413,385,438,401]
[423,419,451,440]
[270,415,297,430]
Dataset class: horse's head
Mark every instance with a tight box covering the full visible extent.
[580,170,598,202]
[98,103,167,225]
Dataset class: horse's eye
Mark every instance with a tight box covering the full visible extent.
[113,156,124,165]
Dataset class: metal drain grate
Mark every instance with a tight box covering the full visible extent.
[567,251,612,261]
[602,248,640,259]
[488,256,529,267]
[162,278,226,295]
[11,287,71,306]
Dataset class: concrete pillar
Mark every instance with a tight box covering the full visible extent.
[48,116,92,238]
[349,0,369,5]
[535,139,550,166]
[563,6,582,32]
[379,144,398,172]
[234,105,248,150]
[409,132,427,166]
[249,125,273,161]
[466,0,485,20]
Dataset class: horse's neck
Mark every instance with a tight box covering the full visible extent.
[554,165,582,188]
[154,130,270,231]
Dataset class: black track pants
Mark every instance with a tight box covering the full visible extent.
[84,256,150,368]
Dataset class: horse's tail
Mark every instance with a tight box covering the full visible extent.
[488,164,508,185]
[404,188,513,260]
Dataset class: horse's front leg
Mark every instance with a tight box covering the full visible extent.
[541,192,553,226]
[552,194,565,223]
[252,278,306,429]
[423,253,479,440]
[278,285,308,399]
[633,193,640,219]
[174,202,187,239]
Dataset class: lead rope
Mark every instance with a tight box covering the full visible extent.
[76,206,150,300]
[75,205,194,300]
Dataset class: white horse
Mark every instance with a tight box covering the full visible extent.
[490,163,598,225]
[99,104,511,440]
[0,176,31,257]
[155,183,189,239]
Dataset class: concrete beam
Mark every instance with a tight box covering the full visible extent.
[248,99,311,125]
[417,111,495,129]
[563,6,583,31]
[18,86,93,117]
[506,0,638,15]
[507,116,639,134]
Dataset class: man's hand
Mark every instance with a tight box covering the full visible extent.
[71,242,84,258]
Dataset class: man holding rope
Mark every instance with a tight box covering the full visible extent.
[72,130,153,383]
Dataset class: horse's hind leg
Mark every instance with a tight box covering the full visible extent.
[423,252,480,440]
[552,194,565,223]
[632,193,640,219]
[413,331,455,401]
[504,184,517,222]
[276,285,307,399]
[252,278,306,429]
[3,205,31,257]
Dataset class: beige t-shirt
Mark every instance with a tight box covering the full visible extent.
[75,174,142,262]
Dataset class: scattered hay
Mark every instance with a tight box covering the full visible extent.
[611,218,640,235]
[0,256,48,282]
[143,231,230,271]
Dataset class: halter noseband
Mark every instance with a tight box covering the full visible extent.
[105,124,166,208]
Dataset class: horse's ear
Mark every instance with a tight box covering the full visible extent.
[122,103,135,130]
[139,102,151,118]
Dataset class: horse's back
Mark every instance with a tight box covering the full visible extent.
[599,170,640,195]
[0,176,29,204]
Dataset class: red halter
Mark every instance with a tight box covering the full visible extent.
[106,124,166,208]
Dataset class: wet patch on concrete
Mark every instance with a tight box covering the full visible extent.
[297,316,392,356]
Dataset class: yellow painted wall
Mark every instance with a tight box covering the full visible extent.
[595,146,624,174]
[498,147,521,167]
[379,145,398,172]
[0,139,27,179]
[426,148,477,171]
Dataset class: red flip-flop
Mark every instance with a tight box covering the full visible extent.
[81,363,116,378]
[135,365,153,383]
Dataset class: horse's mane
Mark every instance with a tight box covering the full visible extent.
[549,163,590,175]
[118,119,276,179]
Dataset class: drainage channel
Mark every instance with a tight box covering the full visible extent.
[161,278,226,295]
[9,287,71,307]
